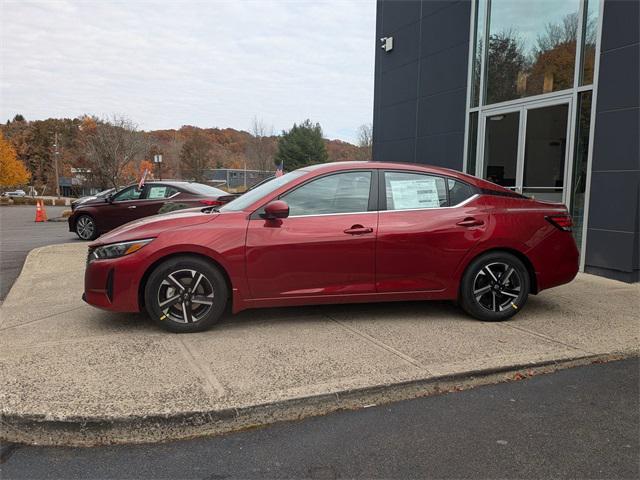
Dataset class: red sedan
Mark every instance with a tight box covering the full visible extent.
[83,162,579,332]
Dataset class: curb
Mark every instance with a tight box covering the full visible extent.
[1,352,635,447]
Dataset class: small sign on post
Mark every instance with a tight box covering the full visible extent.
[153,154,163,180]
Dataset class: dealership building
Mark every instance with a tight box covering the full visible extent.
[372,0,639,282]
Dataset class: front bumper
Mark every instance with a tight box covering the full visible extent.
[84,254,144,313]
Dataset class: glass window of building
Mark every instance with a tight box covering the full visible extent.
[580,0,599,85]
[485,0,581,105]
[470,0,487,107]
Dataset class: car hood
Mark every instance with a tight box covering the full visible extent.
[91,210,218,246]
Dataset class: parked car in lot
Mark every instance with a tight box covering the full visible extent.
[83,161,579,332]
[69,181,237,240]
[2,189,26,197]
[71,188,117,211]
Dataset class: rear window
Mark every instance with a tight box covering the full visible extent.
[447,179,476,205]
[184,183,227,196]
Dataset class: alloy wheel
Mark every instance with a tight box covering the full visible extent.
[156,269,215,323]
[76,216,95,240]
[472,262,523,312]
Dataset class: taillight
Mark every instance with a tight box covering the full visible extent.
[546,214,573,231]
[199,199,225,206]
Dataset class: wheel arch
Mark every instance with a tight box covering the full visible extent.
[137,251,234,310]
[459,247,539,295]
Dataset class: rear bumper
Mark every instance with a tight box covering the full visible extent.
[531,230,580,292]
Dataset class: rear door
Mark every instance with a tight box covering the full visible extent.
[376,171,486,292]
[246,170,378,299]
[135,184,181,217]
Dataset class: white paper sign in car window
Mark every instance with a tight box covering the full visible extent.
[390,178,440,209]
[148,187,167,199]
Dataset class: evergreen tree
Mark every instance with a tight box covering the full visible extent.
[274,119,328,171]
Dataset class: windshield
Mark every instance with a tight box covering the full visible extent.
[185,183,227,196]
[220,170,306,212]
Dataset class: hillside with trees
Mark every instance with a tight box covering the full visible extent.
[0,115,371,194]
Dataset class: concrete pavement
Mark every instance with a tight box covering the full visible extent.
[0,243,638,446]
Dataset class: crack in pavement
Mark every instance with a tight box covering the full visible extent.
[327,314,431,374]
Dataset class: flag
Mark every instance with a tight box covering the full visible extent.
[138,168,149,190]
[275,162,284,177]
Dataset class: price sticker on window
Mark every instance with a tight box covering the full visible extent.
[390,178,441,209]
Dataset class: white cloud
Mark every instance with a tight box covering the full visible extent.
[0,0,376,143]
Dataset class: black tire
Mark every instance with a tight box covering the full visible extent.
[144,255,228,333]
[459,251,530,322]
[75,214,98,241]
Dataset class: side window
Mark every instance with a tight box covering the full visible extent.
[113,186,143,202]
[384,172,447,210]
[282,171,372,216]
[447,179,475,205]
[146,185,178,199]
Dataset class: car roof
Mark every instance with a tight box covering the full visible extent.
[298,161,504,192]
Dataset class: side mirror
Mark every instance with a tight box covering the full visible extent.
[106,194,114,203]
[261,200,289,220]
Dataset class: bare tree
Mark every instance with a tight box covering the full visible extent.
[81,116,147,189]
[356,123,373,160]
[246,117,275,171]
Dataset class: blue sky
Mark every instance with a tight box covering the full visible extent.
[0,0,376,143]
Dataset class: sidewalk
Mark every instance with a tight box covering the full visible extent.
[1,243,638,446]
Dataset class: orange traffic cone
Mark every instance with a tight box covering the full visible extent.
[35,199,48,222]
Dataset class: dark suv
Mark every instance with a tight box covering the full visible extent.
[68,181,237,240]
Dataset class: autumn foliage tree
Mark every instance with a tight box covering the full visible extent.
[0,132,30,188]
[180,131,213,182]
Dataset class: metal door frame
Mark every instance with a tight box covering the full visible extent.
[477,94,574,205]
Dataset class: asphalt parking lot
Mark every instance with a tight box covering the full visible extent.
[0,205,78,301]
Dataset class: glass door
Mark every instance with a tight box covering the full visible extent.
[522,103,570,202]
[478,97,572,204]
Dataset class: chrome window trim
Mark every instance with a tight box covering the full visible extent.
[380,194,479,213]
[287,210,378,219]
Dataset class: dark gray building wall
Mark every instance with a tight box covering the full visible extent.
[373,0,471,169]
[584,0,640,282]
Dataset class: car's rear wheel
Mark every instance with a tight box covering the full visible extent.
[459,251,529,322]
[144,256,228,333]
[75,214,98,240]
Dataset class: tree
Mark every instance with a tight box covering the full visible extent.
[80,116,148,189]
[246,117,276,171]
[0,132,30,188]
[180,131,212,182]
[356,123,373,160]
[274,119,328,171]
[485,30,528,104]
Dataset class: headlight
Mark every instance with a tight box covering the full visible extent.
[90,238,154,261]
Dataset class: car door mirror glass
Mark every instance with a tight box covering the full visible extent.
[262,200,290,220]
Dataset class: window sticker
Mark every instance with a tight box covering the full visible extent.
[148,186,167,199]
[390,178,440,209]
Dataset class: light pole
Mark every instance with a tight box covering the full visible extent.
[53,132,61,197]
[153,154,163,180]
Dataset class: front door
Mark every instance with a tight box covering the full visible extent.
[100,185,145,230]
[478,97,572,203]
[245,170,377,299]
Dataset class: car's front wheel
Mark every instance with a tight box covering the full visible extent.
[459,251,530,322]
[75,214,98,241]
[144,256,228,333]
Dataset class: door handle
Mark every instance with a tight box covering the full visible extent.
[456,217,484,227]
[344,225,373,235]
[128,205,137,209]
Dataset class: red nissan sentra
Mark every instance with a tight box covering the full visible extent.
[83,162,579,332]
